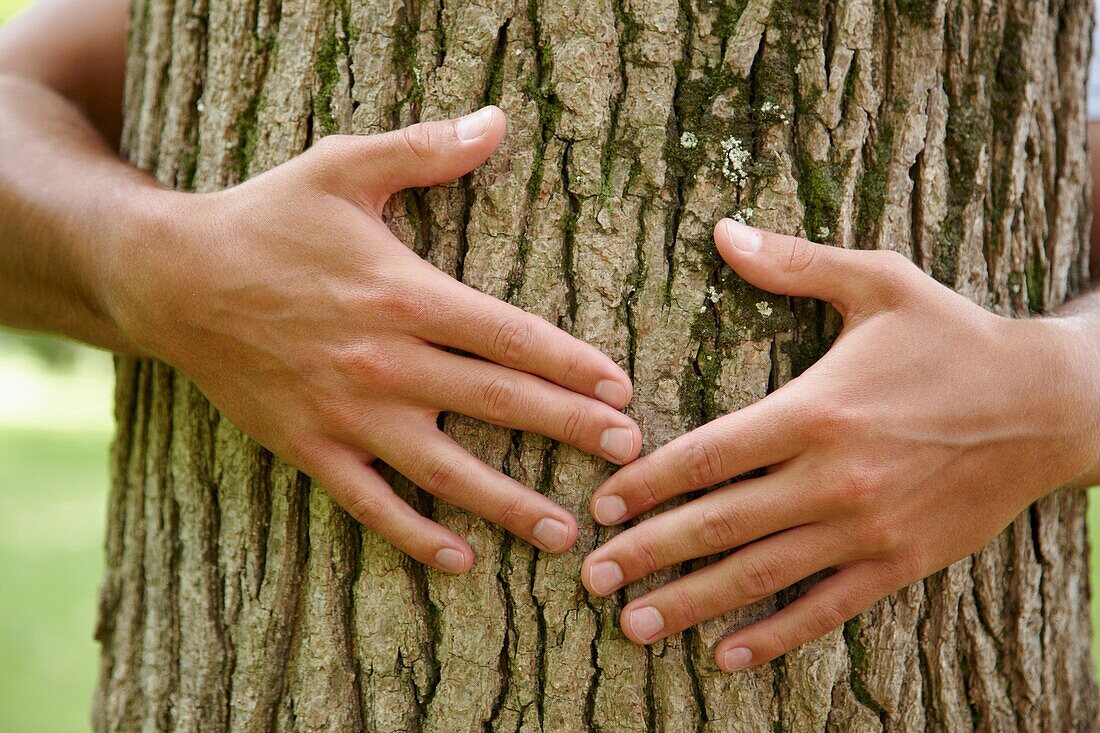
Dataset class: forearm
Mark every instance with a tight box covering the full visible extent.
[1049,284,1100,487]
[0,74,159,353]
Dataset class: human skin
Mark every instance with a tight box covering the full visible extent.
[0,0,643,572]
[582,219,1100,672]
[4,0,1100,671]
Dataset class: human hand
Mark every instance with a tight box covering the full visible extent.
[109,106,641,572]
[581,219,1100,671]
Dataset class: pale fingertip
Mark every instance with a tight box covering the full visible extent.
[587,559,624,596]
[455,106,496,141]
[625,605,665,643]
[592,495,628,525]
[715,218,762,253]
[434,546,471,574]
[719,646,754,672]
[532,516,573,552]
[594,378,629,409]
[599,426,635,464]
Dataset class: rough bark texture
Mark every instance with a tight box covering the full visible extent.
[96,0,1098,730]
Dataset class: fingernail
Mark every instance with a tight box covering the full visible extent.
[588,560,624,595]
[720,219,762,252]
[434,547,467,573]
[600,427,634,463]
[456,106,494,140]
[628,606,665,642]
[594,379,629,408]
[722,646,753,672]
[533,517,570,552]
[593,495,627,525]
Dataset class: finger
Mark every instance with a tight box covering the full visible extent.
[415,349,641,464]
[618,526,845,645]
[713,218,917,318]
[590,397,800,525]
[312,105,507,209]
[312,447,474,572]
[713,560,894,671]
[377,422,579,553]
[413,277,633,409]
[582,476,817,596]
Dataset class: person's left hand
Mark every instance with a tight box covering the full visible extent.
[580,219,1100,672]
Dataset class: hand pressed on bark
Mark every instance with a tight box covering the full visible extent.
[109,106,642,572]
[582,219,1100,671]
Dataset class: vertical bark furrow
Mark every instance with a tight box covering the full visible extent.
[100,1,1097,730]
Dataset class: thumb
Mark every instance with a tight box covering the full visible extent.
[311,105,506,210]
[713,218,912,318]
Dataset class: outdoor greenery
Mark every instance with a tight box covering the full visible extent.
[0,0,1098,730]
[0,0,25,23]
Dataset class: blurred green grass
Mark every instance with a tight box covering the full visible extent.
[0,0,26,23]
[0,425,108,733]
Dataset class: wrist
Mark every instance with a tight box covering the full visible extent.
[98,184,195,360]
[1029,316,1100,488]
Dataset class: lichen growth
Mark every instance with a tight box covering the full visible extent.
[720,136,752,185]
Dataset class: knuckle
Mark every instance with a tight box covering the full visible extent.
[338,346,400,387]
[490,318,533,365]
[734,555,780,600]
[889,551,925,585]
[482,375,522,422]
[867,250,917,304]
[686,438,725,487]
[799,398,854,444]
[558,348,583,387]
[371,281,419,323]
[764,626,793,658]
[861,514,902,554]
[496,492,526,530]
[344,491,387,527]
[876,248,913,272]
[839,464,885,515]
[670,586,702,624]
[810,599,850,637]
[310,133,350,159]
[633,470,663,511]
[303,135,357,187]
[401,123,435,164]
[560,404,587,445]
[698,507,741,552]
[633,536,662,575]
[786,237,818,274]
[421,456,461,496]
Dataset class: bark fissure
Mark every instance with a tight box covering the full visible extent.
[99,1,1098,730]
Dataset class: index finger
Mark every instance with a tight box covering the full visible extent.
[589,395,801,525]
[413,277,634,409]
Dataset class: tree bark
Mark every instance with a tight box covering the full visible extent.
[95,0,1098,730]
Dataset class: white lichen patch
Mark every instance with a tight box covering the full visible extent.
[699,285,722,312]
[680,131,698,149]
[756,301,773,317]
[732,207,754,224]
[759,100,789,123]
[817,226,831,239]
[720,136,751,185]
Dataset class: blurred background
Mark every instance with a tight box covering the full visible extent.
[0,1,1098,731]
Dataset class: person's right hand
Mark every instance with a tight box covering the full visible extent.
[107,105,641,572]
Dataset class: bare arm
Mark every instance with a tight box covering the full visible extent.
[0,0,140,351]
[0,0,644,569]
[1089,121,1100,277]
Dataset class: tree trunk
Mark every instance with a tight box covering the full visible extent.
[95,0,1098,730]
